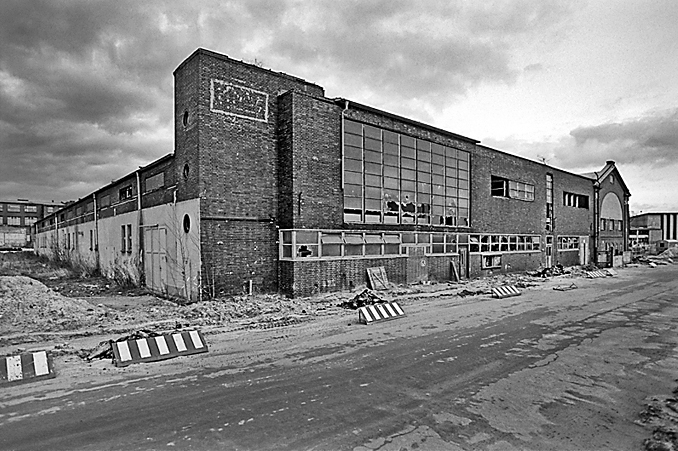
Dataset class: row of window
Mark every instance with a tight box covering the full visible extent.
[342,120,471,227]
[279,230,566,260]
[563,192,589,209]
[469,234,541,253]
[601,218,624,231]
[3,216,37,226]
[280,230,471,259]
[2,204,39,213]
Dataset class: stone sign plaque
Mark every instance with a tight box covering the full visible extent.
[210,79,269,122]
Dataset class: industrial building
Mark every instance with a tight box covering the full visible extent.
[35,48,631,299]
[1,200,60,249]
[630,212,678,252]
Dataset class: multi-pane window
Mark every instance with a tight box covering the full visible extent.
[6,204,20,212]
[24,217,37,226]
[280,230,468,259]
[558,236,580,250]
[563,192,589,209]
[490,176,534,201]
[343,120,470,227]
[546,174,553,231]
[24,205,37,213]
[7,216,21,226]
[469,234,541,253]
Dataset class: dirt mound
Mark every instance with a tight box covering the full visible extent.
[0,276,106,333]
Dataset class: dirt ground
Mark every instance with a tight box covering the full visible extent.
[1,250,677,450]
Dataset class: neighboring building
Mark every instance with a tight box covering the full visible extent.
[581,162,632,266]
[35,48,631,299]
[0,200,60,249]
[630,212,678,251]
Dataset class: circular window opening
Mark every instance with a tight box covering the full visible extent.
[182,110,189,127]
[183,163,190,180]
[183,214,191,233]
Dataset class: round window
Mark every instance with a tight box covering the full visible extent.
[183,214,191,233]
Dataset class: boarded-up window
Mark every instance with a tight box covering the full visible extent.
[145,172,165,192]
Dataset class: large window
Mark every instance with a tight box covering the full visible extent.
[563,192,589,209]
[7,216,21,226]
[6,204,21,212]
[24,205,37,213]
[145,172,165,192]
[343,120,470,227]
[491,176,535,201]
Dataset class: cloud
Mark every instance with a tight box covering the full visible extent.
[559,108,678,168]
[0,0,575,203]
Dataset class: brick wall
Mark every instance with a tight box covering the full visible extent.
[173,49,325,295]
[281,256,408,297]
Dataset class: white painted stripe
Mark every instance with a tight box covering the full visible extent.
[392,302,404,315]
[376,304,389,319]
[360,307,373,323]
[368,305,381,320]
[136,339,151,358]
[384,303,397,316]
[173,334,188,352]
[6,355,22,381]
[33,351,49,376]
[155,336,170,355]
[189,331,203,349]
[116,342,132,362]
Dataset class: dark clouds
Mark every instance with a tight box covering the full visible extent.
[0,0,574,203]
[557,108,678,168]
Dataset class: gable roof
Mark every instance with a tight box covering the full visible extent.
[579,160,631,196]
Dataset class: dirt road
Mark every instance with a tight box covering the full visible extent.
[1,262,676,450]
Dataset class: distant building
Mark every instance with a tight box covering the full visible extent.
[630,212,678,251]
[0,200,61,249]
[35,48,633,300]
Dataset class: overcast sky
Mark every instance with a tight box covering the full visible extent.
[1,0,677,214]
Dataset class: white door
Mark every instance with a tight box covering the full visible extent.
[144,226,167,293]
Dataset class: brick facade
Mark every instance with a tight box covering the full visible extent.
[34,48,632,299]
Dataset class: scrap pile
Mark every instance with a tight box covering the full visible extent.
[338,289,386,310]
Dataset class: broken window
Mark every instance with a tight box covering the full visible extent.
[119,185,133,201]
[482,254,502,269]
[295,231,318,257]
[491,176,509,197]
[492,176,534,201]
[342,119,470,227]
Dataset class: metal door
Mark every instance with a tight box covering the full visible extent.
[143,226,167,293]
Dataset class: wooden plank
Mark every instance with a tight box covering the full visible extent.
[366,266,389,290]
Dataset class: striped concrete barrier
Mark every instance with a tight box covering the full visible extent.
[491,285,521,299]
[604,268,618,277]
[112,330,208,367]
[586,270,608,278]
[358,302,405,325]
[0,351,56,385]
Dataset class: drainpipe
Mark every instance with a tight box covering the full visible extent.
[340,100,349,189]
[593,187,599,264]
[136,170,144,279]
[93,193,99,269]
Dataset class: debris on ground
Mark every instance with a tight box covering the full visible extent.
[338,289,386,309]
[526,264,567,278]
[637,389,678,451]
[457,289,489,298]
[553,283,578,291]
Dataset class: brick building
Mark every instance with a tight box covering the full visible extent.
[35,48,631,299]
[1,200,60,249]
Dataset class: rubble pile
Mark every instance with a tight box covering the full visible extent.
[0,276,107,333]
[638,390,678,451]
[338,289,386,309]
